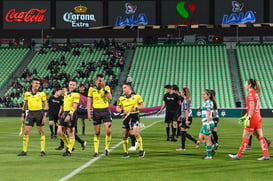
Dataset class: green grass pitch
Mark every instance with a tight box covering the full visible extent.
[0,117,273,181]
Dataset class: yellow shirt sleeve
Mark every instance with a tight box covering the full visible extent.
[117,97,122,107]
[137,94,144,104]
[41,91,46,102]
[24,92,28,101]
[73,92,80,104]
[88,87,93,98]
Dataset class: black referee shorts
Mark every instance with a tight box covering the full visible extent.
[122,113,140,130]
[181,117,193,129]
[165,111,178,123]
[59,112,77,128]
[93,108,112,125]
[25,110,44,127]
[213,118,219,127]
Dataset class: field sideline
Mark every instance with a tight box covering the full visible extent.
[0,117,273,181]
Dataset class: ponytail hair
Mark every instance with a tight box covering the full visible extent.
[182,88,191,101]
[247,79,261,94]
[210,89,217,110]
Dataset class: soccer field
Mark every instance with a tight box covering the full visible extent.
[0,117,273,181]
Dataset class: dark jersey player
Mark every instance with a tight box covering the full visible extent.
[158,85,181,141]
[48,88,63,139]
[172,85,183,136]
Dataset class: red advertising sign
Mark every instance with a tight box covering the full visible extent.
[3,1,50,29]
[5,8,47,23]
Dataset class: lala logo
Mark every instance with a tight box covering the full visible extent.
[222,1,256,24]
[115,2,148,26]
[176,1,196,19]
[125,3,137,14]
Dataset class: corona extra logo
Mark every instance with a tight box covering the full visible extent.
[74,5,88,14]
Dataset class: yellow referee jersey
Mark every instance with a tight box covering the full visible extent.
[24,91,46,111]
[63,92,80,111]
[88,86,111,109]
[118,94,143,114]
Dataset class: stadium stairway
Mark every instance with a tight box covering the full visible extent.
[0,49,35,97]
[111,45,135,105]
[226,44,246,107]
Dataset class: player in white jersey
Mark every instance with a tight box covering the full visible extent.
[199,89,215,159]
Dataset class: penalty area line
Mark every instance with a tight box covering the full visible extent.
[59,120,161,181]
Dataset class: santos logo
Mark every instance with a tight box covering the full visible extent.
[63,5,96,28]
[176,1,196,19]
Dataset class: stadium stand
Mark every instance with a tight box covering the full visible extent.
[0,47,30,90]
[129,44,235,108]
[236,43,273,108]
[3,45,125,107]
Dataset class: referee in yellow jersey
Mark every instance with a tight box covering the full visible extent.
[18,78,48,156]
[57,79,80,156]
[87,74,112,157]
[116,83,145,158]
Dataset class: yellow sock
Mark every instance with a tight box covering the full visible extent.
[94,135,100,153]
[60,134,69,147]
[123,138,128,153]
[105,135,111,150]
[23,135,29,152]
[68,138,75,153]
[136,136,143,151]
[40,135,45,152]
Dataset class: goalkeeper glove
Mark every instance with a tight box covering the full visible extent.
[238,114,247,125]
[244,115,251,128]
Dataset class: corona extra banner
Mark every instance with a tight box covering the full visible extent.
[161,0,210,26]
[3,1,50,29]
[215,0,264,25]
[56,1,103,29]
[108,1,156,26]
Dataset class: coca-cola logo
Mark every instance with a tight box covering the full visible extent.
[5,8,47,23]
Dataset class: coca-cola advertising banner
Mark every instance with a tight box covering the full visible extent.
[3,1,50,29]
[108,1,156,26]
[56,1,103,29]
[161,0,210,26]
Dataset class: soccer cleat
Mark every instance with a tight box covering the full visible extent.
[257,156,270,161]
[104,150,109,156]
[246,145,252,150]
[50,134,54,139]
[128,146,137,151]
[122,152,130,158]
[176,148,186,151]
[93,152,99,158]
[55,146,64,150]
[228,154,241,160]
[40,151,46,157]
[203,156,212,160]
[17,151,27,156]
[166,137,171,141]
[139,150,145,158]
[214,143,219,150]
[171,137,177,142]
[195,141,200,149]
[62,151,71,157]
[81,141,87,150]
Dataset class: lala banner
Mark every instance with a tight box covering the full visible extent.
[79,95,161,118]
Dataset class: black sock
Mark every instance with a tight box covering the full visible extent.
[177,121,181,135]
[60,139,64,147]
[181,131,186,149]
[212,131,218,144]
[49,125,53,134]
[172,128,177,138]
[186,133,197,143]
[75,134,84,144]
[82,126,85,135]
[211,136,215,145]
[75,126,78,134]
[54,125,57,135]
[129,134,136,146]
[248,135,252,146]
[166,127,170,138]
